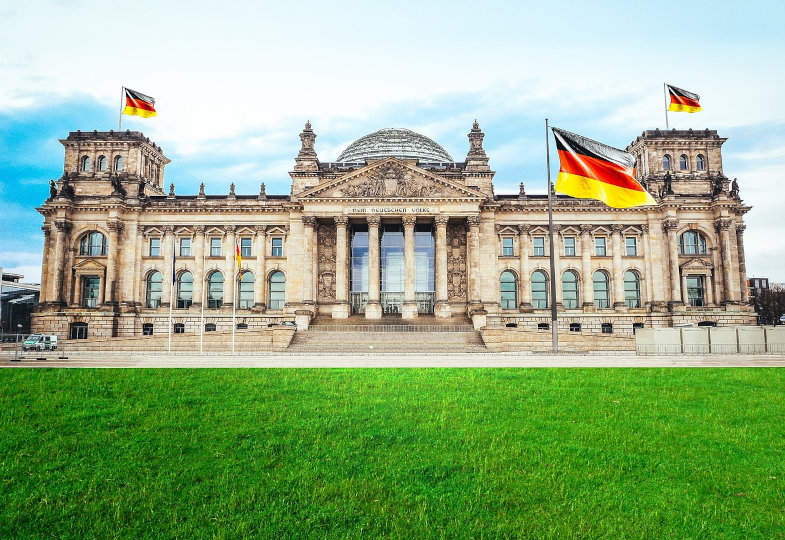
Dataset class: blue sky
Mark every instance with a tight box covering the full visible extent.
[2,0,785,282]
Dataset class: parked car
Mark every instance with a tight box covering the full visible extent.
[22,334,58,351]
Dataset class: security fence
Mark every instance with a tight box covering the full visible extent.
[635,326,785,355]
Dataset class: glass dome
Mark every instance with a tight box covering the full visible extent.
[336,128,453,163]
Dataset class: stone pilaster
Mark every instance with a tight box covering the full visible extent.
[663,219,683,309]
[332,216,350,319]
[716,218,738,304]
[192,226,205,308]
[105,220,122,305]
[467,215,481,307]
[254,225,267,310]
[518,224,533,312]
[301,217,316,305]
[365,216,382,319]
[402,216,418,319]
[641,224,654,307]
[434,215,451,318]
[133,226,144,308]
[51,220,71,305]
[611,224,626,310]
[161,226,174,308]
[39,225,51,304]
[580,225,594,310]
[223,225,236,308]
[736,224,748,304]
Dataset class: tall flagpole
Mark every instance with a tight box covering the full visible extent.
[119,87,124,132]
[664,83,669,130]
[199,241,205,355]
[545,119,559,353]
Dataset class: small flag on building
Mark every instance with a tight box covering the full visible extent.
[666,84,702,113]
[553,127,656,209]
[122,87,157,118]
[235,240,242,269]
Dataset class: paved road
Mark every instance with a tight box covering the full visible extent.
[2,351,785,368]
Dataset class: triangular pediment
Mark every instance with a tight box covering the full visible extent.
[73,259,107,272]
[299,158,485,200]
[680,257,714,270]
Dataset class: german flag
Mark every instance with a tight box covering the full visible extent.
[667,84,702,113]
[235,240,242,269]
[122,87,157,118]
[553,127,656,209]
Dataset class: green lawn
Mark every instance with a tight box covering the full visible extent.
[1,369,783,539]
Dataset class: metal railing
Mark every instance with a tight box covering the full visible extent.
[308,324,475,332]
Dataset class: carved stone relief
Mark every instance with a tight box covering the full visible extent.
[317,222,336,303]
[446,222,467,302]
[340,163,439,198]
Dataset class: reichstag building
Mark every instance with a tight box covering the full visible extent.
[33,121,754,339]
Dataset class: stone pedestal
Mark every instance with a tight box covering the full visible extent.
[365,301,382,319]
[434,300,452,319]
[402,301,419,320]
[332,302,350,319]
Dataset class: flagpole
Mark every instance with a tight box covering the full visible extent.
[119,86,124,132]
[232,268,237,355]
[664,83,669,130]
[200,241,205,355]
[545,118,558,353]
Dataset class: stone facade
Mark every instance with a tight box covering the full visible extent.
[33,124,755,339]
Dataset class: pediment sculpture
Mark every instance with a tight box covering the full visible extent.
[339,163,438,198]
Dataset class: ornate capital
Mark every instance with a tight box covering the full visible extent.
[611,224,624,234]
[333,216,349,226]
[42,225,51,237]
[466,215,481,227]
[641,224,649,234]
[580,224,593,235]
[162,225,174,235]
[302,216,317,227]
[518,223,531,235]
[54,220,71,233]
[715,218,732,232]
[434,215,449,227]
[224,224,237,233]
[662,219,679,232]
[254,224,267,234]
[366,216,381,226]
[107,220,123,234]
[194,225,205,234]
[402,216,417,227]
[736,224,746,234]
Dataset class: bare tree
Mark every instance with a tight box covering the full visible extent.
[755,284,785,325]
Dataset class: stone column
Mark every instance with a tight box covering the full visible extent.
[104,220,122,305]
[552,225,562,308]
[517,224,532,311]
[333,216,350,318]
[663,219,682,308]
[301,217,316,306]
[254,225,267,310]
[716,218,738,304]
[434,215,451,318]
[161,226,174,308]
[402,216,418,319]
[641,224,653,307]
[736,224,749,304]
[467,216,481,307]
[580,225,594,310]
[133,227,144,307]
[611,224,626,309]
[192,226,205,308]
[51,220,70,305]
[39,225,51,304]
[223,225,236,308]
[365,216,382,319]
[65,247,77,306]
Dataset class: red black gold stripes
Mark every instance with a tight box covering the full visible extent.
[122,87,157,118]
[667,84,702,113]
[553,127,656,209]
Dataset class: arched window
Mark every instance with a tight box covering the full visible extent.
[268,271,285,310]
[114,155,124,171]
[662,154,671,170]
[500,270,517,309]
[238,271,254,309]
[679,154,688,170]
[624,270,641,308]
[207,271,224,309]
[593,270,610,309]
[696,154,705,170]
[531,270,548,309]
[562,270,579,309]
[678,230,707,255]
[80,155,90,171]
[146,271,162,308]
[177,271,193,309]
[79,231,108,256]
[97,155,107,171]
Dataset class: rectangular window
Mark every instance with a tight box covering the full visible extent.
[501,237,514,256]
[687,276,705,307]
[271,237,283,257]
[625,237,637,256]
[533,237,545,256]
[210,237,222,257]
[179,237,191,257]
[240,237,252,257]
[564,237,575,256]
[149,237,161,257]
[595,237,607,256]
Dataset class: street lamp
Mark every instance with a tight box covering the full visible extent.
[12,323,22,362]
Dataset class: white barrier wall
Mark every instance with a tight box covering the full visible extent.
[636,326,782,355]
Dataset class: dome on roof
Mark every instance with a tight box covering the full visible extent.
[336,128,453,163]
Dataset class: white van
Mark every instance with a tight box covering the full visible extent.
[22,334,58,351]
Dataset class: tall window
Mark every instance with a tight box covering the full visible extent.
[624,270,641,308]
[696,154,705,170]
[177,271,193,309]
[687,276,705,306]
[531,270,548,309]
[562,270,579,309]
[625,237,637,256]
[271,237,283,257]
[268,271,285,310]
[595,237,606,256]
[97,155,107,172]
[210,237,222,257]
[149,237,161,257]
[114,155,124,171]
[179,237,191,256]
[500,270,517,309]
[563,237,576,256]
[80,231,108,256]
[593,270,610,309]
[146,271,162,308]
[663,154,671,170]
[240,237,252,257]
[238,271,254,309]
[679,230,707,255]
[82,276,100,308]
[207,271,224,308]
[679,154,688,170]
[80,155,90,171]
[533,237,545,256]
[501,237,514,256]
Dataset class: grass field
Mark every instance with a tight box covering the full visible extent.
[1,369,783,538]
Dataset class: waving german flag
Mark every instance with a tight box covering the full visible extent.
[122,87,157,118]
[667,84,702,113]
[553,128,656,209]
